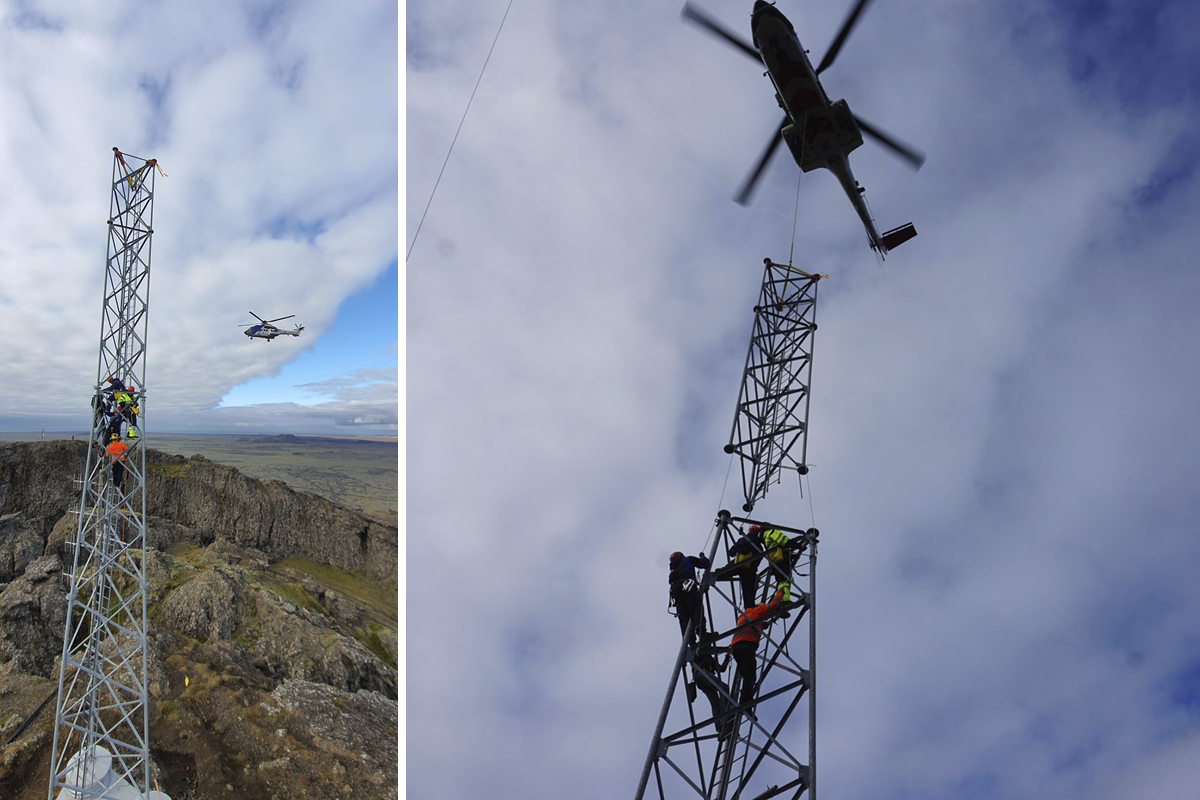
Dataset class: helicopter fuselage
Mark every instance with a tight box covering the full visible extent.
[751,2,886,251]
[244,324,302,341]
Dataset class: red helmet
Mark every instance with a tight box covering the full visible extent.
[669,551,684,565]
[748,525,764,536]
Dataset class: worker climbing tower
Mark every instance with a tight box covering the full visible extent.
[48,149,168,800]
[636,259,822,800]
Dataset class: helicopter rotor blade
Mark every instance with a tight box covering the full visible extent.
[249,311,266,323]
[815,0,874,75]
[264,315,295,323]
[681,3,761,61]
[735,116,789,206]
[854,115,925,169]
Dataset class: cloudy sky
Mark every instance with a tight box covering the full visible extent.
[407,0,1200,798]
[0,0,398,435]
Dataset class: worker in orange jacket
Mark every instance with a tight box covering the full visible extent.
[105,434,128,491]
[730,586,786,709]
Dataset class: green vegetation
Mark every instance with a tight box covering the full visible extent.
[154,544,208,603]
[148,463,193,478]
[274,557,397,625]
[262,579,322,614]
[353,621,396,669]
[233,611,263,652]
[166,541,207,566]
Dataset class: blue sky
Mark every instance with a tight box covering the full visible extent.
[407,0,1200,798]
[220,259,398,407]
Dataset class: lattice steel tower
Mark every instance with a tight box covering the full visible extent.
[726,260,820,512]
[637,259,822,800]
[48,149,166,800]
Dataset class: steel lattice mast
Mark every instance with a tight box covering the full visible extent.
[48,148,162,800]
[725,259,821,512]
[636,257,822,800]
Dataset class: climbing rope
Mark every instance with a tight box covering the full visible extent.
[407,0,516,263]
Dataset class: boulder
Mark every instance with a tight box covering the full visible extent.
[0,513,43,583]
[246,590,396,698]
[158,568,243,642]
[270,680,397,797]
[0,555,65,677]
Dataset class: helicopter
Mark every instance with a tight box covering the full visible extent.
[682,0,925,255]
[239,312,305,341]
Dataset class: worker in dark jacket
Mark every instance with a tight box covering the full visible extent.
[730,587,785,709]
[668,551,711,648]
[690,652,732,738]
[728,526,766,608]
[94,376,140,442]
[669,550,730,735]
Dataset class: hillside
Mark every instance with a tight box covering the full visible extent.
[0,441,398,799]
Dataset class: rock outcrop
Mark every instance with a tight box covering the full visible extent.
[0,442,81,539]
[0,441,397,581]
[0,555,66,678]
[0,514,42,587]
[144,452,396,580]
[157,567,243,643]
[0,441,398,800]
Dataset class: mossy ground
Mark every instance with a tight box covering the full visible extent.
[273,556,396,626]
[147,463,193,479]
[354,621,396,669]
[259,574,323,614]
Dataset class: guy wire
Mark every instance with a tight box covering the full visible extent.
[407,0,516,263]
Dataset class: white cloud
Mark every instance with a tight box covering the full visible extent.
[0,0,397,433]
[406,0,1200,798]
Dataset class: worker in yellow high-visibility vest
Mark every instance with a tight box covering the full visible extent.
[760,527,797,603]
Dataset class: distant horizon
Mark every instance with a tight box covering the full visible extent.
[0,430,398,440]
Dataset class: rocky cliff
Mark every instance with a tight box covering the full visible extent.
[0,441,398,800]
[0,440,396,582]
